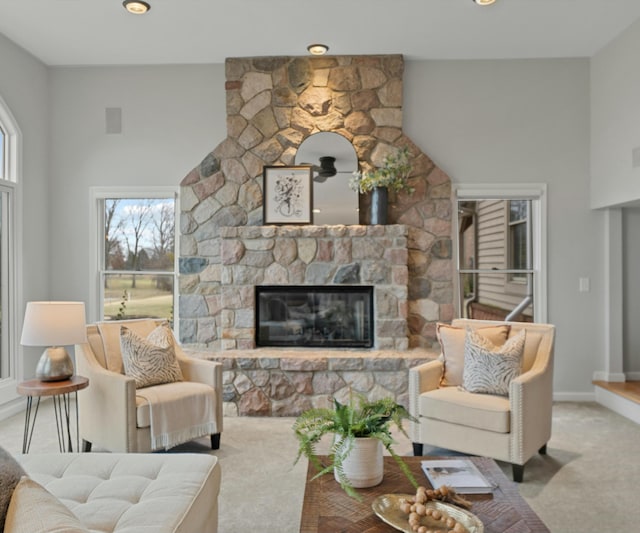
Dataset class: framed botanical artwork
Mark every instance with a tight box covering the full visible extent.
[263,166,313,224]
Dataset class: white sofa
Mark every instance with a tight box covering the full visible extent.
[15,452,221,533]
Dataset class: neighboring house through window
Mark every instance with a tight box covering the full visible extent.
[454,184,546,323]
[90,188,178,328]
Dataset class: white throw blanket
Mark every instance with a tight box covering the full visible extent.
[136,384,218,451]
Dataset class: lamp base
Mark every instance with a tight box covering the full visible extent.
[35,347,74,382]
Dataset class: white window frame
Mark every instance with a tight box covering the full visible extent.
[89,187,180,331]
[453,183,547,323]
[0,94,23,409]
[505,199,531,292]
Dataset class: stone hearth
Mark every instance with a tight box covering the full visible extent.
[188,348,435,416]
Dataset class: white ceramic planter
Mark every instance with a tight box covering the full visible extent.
[335,437,384,488]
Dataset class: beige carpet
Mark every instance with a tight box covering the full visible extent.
[1,401,639,533]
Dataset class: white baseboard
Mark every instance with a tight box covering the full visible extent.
[0,398,26,421]
[592,371,626,382]
[625,371,640,380]
[594,386,640,424]
[553,392,595,402]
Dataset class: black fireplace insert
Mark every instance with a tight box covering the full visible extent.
[255,285,374,348]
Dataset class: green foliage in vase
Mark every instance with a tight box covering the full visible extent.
[349,146,414,195]
[293,392,418,500]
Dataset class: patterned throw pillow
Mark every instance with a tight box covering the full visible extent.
[462,328,526,395]
[120,323,183,389]
[437,323,511,387]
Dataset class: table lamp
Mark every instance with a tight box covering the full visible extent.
[20,301,87,381]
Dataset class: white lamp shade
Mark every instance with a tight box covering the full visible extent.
[20,301,87,347]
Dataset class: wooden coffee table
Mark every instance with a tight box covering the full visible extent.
[300,456,549,533]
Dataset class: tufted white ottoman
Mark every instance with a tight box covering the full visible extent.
[17,453,220,533]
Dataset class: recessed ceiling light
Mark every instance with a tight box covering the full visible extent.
[473,0,496,5]
[123,0,151,14]
[307,44,329,56]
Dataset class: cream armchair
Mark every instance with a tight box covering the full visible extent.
[409,319,555,482]
[75,319,223,453]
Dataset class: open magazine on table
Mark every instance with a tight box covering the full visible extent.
[421,459,496,494]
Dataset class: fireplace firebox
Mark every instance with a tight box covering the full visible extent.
[255,286,374,348]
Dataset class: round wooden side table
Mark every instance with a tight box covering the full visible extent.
[17,375,89,453]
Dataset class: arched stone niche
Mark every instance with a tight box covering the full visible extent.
[179,55,453,351]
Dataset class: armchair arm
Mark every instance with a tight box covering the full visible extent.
[408,359,443,442]
[508,353,554,464]
[75,343,138,452]
[177,348,224,433]
[176,348,223,388]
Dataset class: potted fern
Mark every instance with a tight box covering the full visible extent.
[293,393,418,500]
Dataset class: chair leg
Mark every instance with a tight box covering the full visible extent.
[512,464,524,483]
[82,439,92,453]
[211,433,221,450]
[412,442,424,456]
[539,444,547,455]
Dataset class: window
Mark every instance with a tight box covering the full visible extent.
[0,96,19,397]
[454,184,546,323]
[92,189,178,326]
[0,127,4,175]
[0,184,11,381]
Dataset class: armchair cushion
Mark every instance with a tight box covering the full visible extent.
[419,387,511,433]
[462,328,526,395]
[121,324,183,389]
[437,323,511,387]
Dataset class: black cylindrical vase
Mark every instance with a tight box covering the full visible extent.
[370,186,388,225]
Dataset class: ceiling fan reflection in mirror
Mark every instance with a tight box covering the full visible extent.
[304,156,337,182]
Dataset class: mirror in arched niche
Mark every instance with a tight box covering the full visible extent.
[295,132,359,225]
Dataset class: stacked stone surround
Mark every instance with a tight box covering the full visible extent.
[179,54,454,351]
[219,224,409,350]
[178,54,454,416]
[188,348,436,416]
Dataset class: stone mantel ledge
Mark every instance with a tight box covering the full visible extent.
[219,223,409,239]
[185,347,436,368]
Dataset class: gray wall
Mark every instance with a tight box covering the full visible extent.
[404,59,600,398]
[623,209,640,374]
[0,33,50,384]
[0,34,614,398]
[48,65,225,307]
[591,19,640,376]
[591,18,640,209]
[46,58,598,397]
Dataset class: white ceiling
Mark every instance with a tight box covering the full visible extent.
[1,0,640,66]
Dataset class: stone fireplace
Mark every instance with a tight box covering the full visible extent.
[178,54,453,415]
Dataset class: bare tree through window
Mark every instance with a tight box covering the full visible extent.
[102,197,175,322]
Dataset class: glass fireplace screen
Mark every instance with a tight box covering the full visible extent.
[255,285,374,348]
